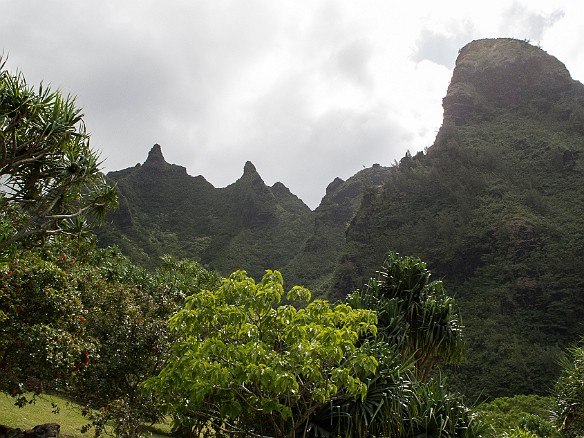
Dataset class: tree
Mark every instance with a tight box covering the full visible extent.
[0,57,116,253]
[552,339,584,437]
[145,269,379,438]
[314,252,477,438]
[0,248,98,402]
[73,251,221,438]
[347,251,465,382]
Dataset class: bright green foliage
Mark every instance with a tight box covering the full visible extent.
[146,270,378,438]
[478,395,557,437]
[552,340,584,437]
[0,57,117,254]
[308,341,416,437]
[348,252,465,382]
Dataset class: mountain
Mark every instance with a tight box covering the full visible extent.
[98,145,390,289]
[285,164,392,296]
[97,38,584,400]
[97,144,314,281]
[332,38,584,398]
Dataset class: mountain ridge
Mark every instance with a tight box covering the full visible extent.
[96,38,584,399]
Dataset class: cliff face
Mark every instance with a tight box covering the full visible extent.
[443,38,578,125]
[335,38,584,398]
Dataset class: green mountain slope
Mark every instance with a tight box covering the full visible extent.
[286,164,392,295]
[333,38,584,398]
[97,145,314,280]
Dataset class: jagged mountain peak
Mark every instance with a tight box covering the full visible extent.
[243,160,257,175]
[326,177,345,196]
[144,144,167,165]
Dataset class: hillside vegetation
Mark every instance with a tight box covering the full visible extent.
[335,38,584,398]
[97,145,314,281]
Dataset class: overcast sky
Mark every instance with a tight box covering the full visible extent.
[2,1,583,208]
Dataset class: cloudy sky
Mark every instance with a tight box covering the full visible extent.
[2,1,582,208]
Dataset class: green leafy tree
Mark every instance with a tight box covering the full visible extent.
[0,57,116,254]
[73,251,220,438]
[145,269,378,438]
[0,249,97,403]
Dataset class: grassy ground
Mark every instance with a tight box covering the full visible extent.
[0,392,88,437]
[0,393,171,437]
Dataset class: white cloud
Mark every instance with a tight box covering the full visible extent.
[1,0,582,208]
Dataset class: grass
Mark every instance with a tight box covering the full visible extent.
[0,392,88,437]
[0,392,172,437]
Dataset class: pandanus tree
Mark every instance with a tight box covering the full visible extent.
[0,57,117,254]
[552,339,584,437]
[348,251,465,382]
[312,252,477,438]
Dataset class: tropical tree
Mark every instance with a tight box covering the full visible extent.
[145,269,379,438]
[0,57,116,254]
[552,338,584,437]
[319,251,477,438]
[347,251,465,382]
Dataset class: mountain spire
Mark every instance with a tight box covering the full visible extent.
[144,144,167,166]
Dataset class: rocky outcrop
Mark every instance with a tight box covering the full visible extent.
[0,424,59,438]
[443,38,578,125]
